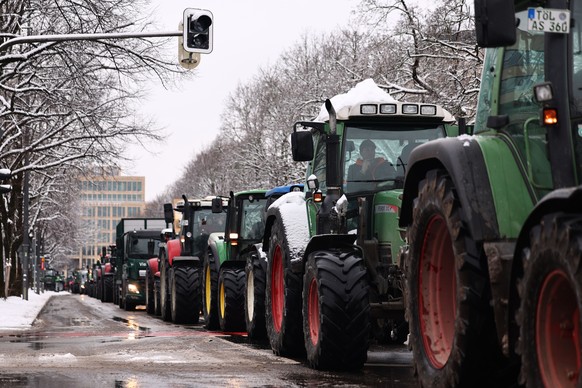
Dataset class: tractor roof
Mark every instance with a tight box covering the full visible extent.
[314,78,454,123]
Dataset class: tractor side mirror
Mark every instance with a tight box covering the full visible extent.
[291,129,314,162]
[163,203,174,224]
[474,0,516,47]
[212,197,223,213]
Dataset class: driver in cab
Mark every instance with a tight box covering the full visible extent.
[347,139,394,185]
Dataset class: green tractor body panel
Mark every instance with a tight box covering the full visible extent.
[372,189,404,264]
[210,234,228,266]
[474,135,536,238]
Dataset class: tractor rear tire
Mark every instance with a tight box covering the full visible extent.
[104,276,113,303]
[203,251,220,330]
[218,267,245,332]
[406,169,508,387]
[265,217,304,356]
[171,266,202,324]
[303,250,370,370]
[245,254,267,339]
[518,212,582,388]
[160,251,172,322]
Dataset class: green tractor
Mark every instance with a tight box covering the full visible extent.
[262,79,459,370]
[203,189,268,331]
[398,1,582,386]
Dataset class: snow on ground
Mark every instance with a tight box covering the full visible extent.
[0,290,64,330]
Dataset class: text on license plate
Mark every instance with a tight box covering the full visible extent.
[528,8,570,34]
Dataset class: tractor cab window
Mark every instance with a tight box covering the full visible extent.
[192,209,225,236]
[498,11,551,191]
[342,124,445,194]
[190,208,226,257]
[310,131,327,193]
[128,236,161,255]
[239,197,267,241]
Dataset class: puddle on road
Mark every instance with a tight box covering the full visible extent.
[0,373,77,388]
[7,332,49,350]
[112,316,151,339]
[69,317,91,326]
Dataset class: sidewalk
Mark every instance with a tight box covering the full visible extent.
[0,291,65,330]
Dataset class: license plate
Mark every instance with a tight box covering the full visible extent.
[139,270,146,277]
[528,8,570,34]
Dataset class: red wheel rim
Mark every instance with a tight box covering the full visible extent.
[536,269,580,387]
[271,245,284,332]
[418,214,456,368]
[308,277,320,345]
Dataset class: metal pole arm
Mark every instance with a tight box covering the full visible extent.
[0,31,182,52]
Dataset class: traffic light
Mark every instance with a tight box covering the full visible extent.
[183,8,213,54]
[0,168,11,194]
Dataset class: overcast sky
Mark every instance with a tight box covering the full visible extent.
[127,0,357,201]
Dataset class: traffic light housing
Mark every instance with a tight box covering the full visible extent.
[183,8,213,54]
[0,168,11,194]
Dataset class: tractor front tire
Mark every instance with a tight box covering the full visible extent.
[160,251,172,322]
[303,250,370,370]
[146,268,155,315]
[265,217,304,356]
[104,276,114,303]
[218,267,245,332]
[245,254,267,340]
[154,278,161,316]
[406,169,507,387]
[171,266,202,324]
[518,212,582,388]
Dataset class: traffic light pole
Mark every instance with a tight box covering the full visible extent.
[0,31,181,52]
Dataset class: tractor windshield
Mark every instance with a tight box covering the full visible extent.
[239,197,267,241]
[342,124,445,194]
[128,236,160,256]
[190,208,226,257]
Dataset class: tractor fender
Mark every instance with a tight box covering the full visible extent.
[263,192,310,269]
[400,136,499,241]
[220,260,246,270]
[166,239,181,268]
[295,234,361,274]
[207,232,227,266]
[516,186,582,252]
[172,256,202,267]
[147,257,159,274]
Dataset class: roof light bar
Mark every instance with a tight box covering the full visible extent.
[402,104,419,114]
[360,104,378,114]
[380,104,397,114]
[420,105,437,115]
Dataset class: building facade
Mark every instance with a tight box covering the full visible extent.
[77,171,146,269]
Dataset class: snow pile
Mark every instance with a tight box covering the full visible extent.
[269,191,310,262]
[457,133,475,147]
[0,291,64,330]
[315,78,396,122]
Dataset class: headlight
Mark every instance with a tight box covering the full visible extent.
[128,284,139,293]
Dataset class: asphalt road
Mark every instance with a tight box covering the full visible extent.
[0,293,417,387]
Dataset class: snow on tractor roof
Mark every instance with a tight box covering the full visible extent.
[315,79,396,122]
[314,78,455,123]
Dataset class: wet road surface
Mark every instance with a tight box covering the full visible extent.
[0,293,417,387]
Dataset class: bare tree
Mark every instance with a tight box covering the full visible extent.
[0,0,188,297]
